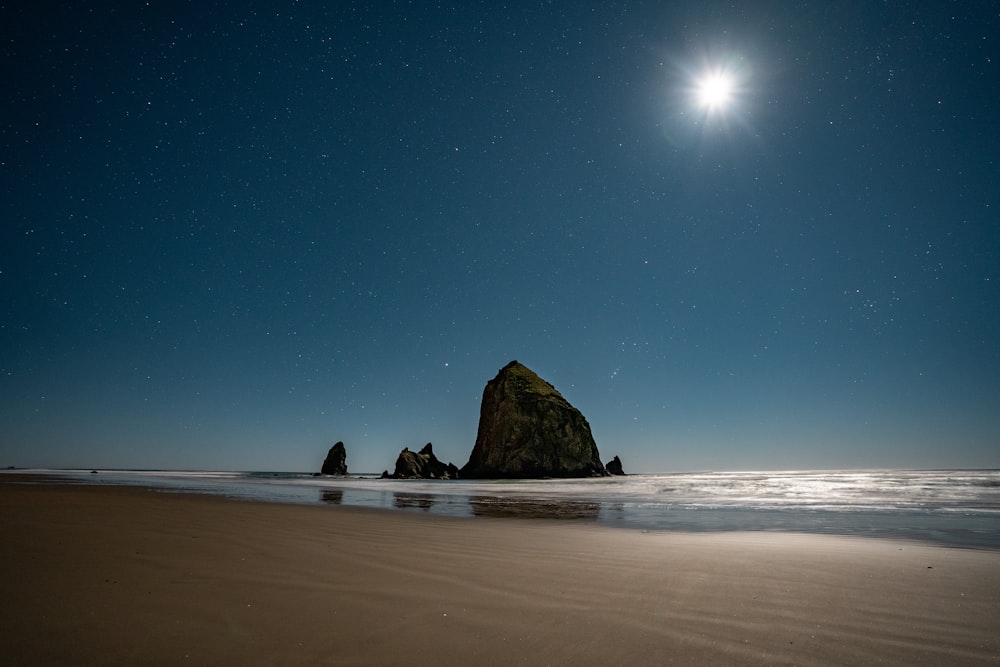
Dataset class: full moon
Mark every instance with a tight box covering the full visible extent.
[695,72,734,110]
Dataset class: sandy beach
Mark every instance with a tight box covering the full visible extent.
[2,480,998,666]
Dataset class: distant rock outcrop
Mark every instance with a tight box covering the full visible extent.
[460,361,607,479]
[605,455,626,476]
[390,443,459,480]
[320,441,348,475]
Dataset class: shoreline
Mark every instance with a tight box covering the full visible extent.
[5,469,1000,550]
[2,480,999,665]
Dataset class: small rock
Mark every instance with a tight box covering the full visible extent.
[605,455,626,476]
[320,441,348,475]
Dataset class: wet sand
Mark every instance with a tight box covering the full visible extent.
[2,481,998,665]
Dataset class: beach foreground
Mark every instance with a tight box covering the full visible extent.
[2,482,998,665]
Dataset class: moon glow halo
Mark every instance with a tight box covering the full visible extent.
[695,72,734,111]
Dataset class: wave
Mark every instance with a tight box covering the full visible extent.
[12,468,1000,548]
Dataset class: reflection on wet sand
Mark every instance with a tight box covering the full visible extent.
[393,492,435,511]
[469,496,601,520]
[318,487,611,522]
[321,489,343,504]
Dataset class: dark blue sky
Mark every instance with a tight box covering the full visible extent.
[3,1,998,473]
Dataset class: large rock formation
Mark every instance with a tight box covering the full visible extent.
[389,443,459,480]
[320,441,348,475]
[461,361,607,478]
[605,455,626,476]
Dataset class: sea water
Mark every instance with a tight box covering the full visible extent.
[14,468,1000,549]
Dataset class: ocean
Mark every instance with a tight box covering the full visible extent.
[11,468,1000,549]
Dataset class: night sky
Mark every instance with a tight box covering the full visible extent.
[2,1,998,473]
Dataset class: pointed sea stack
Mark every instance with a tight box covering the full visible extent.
[461,361,607,478]
[320,441,348,475]
[605,455,626,476]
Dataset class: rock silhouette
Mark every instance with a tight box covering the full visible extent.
[320,441,348,475]
[605,455,626,476]
[390,443,459,479]
[461,361,607,478]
